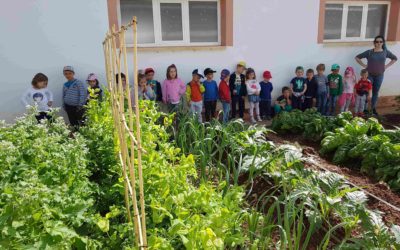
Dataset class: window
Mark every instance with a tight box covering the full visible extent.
[323,2,390,42]
[119,0,220,46]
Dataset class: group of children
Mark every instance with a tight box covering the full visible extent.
[275,63,372,118]
[22,61,373,126]
[22,66,102,125]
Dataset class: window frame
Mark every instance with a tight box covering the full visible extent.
[323,1,391,43]
[117,0,221,47]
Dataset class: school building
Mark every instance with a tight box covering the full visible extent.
[1,0,399,122]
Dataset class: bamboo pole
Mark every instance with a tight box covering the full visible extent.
[103,18,147,249]
[110,26,134,230]
[132,16,148,247]
[113,27,139,245]
[119,28,143,247]
[104,33,133,226]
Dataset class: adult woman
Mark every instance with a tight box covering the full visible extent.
[355,35,397,115]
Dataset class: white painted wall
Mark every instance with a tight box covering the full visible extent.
[0,0,399,122]
[0,0,109,122]
[136,0,400,99]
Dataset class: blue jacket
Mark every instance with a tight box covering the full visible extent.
[259,81,273,101]
[203,80,219,101]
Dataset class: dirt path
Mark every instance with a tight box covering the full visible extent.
[266,132,400,225]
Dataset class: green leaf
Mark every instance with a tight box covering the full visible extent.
[96,217,110,233]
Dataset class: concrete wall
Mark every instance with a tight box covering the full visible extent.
[0,0,399,122]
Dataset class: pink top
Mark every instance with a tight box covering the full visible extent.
[162,78,186,104]
[343,77,356,94]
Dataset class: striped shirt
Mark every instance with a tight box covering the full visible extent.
[63,79,86,106]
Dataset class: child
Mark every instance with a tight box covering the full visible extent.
[315,64,329,115]
[86,73,103,103]
[290,66,307,110]
[339,67,356,112]
[245,68,261,123]
[203,68,219,122]
[138,73,155,101]
[115,72,136,107]
[62,66,86,127]
[162,64,186,112]
[145,68,163,102]
[259,70,273,120]
[186,69,205,122]
[274,87,293,114]
[303,69,318,110]
[21,73,53,122]
[327,64,343,116]
[219,69,231,124]
[115,73,128,90]
[354,69,373,117]
[229,61,247,119]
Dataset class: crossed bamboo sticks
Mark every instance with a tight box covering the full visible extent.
[102,17,147,249]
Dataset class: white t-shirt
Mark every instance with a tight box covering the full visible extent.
[21,87,53,112]
[246,79,260,95]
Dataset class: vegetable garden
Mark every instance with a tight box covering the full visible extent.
[1,18,400,249]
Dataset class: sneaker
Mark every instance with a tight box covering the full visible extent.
[257,116,262,122]
[250,117,256,123]
[372,109,378,116]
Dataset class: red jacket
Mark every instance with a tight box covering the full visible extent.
[219,80,231,103]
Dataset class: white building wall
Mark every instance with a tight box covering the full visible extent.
[0,0,399,122]
[0,0,109,122]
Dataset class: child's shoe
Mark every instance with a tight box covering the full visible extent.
[257,116,262,122]
[250,117,256,123]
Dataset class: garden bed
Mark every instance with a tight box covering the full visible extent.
[266,132,400,225]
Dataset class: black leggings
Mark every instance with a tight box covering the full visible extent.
[35,112,52,123]
[260,100,271,117]
[65,104,84,127]
[204,100,217,122]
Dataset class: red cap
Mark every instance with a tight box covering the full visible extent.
[145,68,155,74]
[263,71,272,79]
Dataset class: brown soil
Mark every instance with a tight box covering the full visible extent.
[381,113,400,129]
[266,132,400,225]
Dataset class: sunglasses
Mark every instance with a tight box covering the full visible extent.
[374,40,384,44]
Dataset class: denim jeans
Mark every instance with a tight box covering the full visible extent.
[368,74,384,109]
[316,92,328,115]
[354,95,367,114]
[292,95,303,110]
[327,95,338,116]
[190,101,203,123]
[222,101,231,123]
[231,95,245,118]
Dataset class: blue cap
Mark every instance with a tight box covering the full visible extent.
[220,69,230,80]
[192,69,204,78]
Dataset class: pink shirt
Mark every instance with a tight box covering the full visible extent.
[162,78,186,104]
[343,77,356,94]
